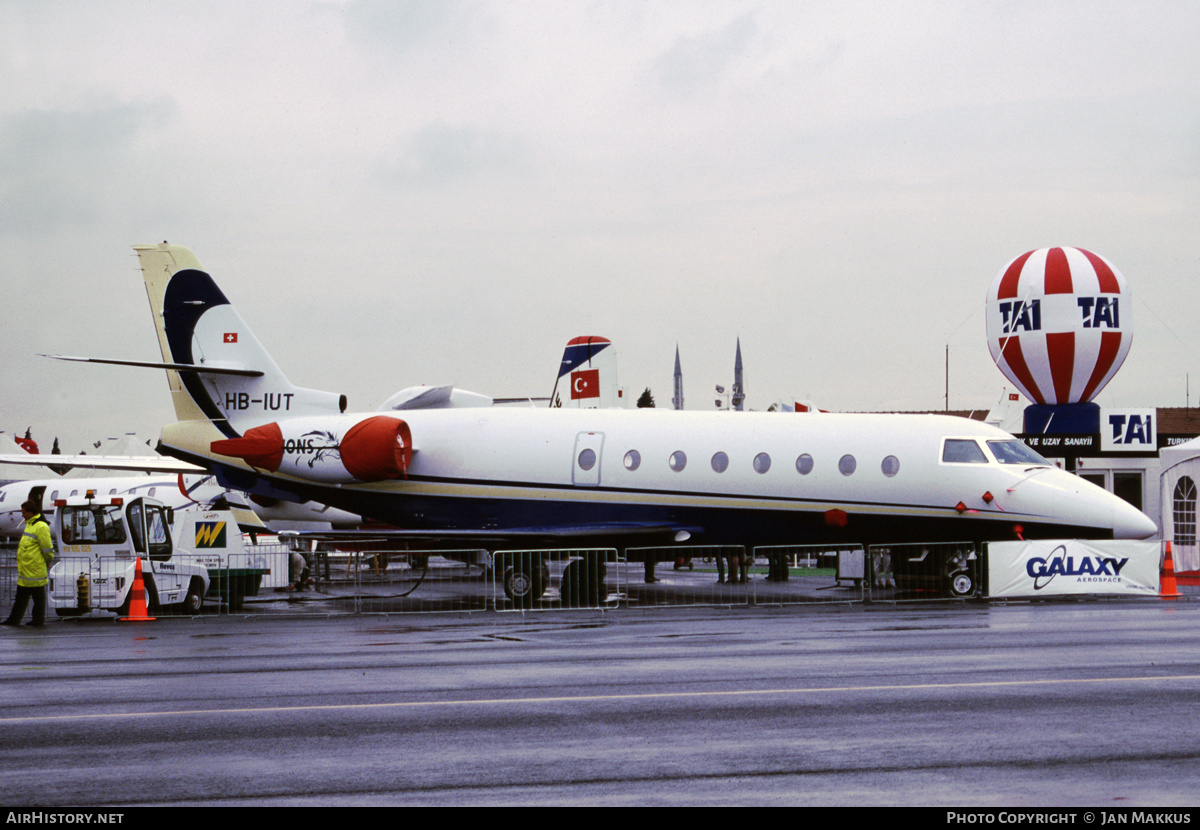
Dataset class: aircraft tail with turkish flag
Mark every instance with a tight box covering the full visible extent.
[549,336,624,409]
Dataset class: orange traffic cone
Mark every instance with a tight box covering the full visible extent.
[1160,541,1179,600]
[121,557,156,621]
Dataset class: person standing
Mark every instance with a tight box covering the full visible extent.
[3,500,55,627]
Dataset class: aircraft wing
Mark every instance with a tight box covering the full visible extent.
[0,454,205,474]
[277,522,700,548]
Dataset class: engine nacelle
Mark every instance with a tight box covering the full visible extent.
[211,414,413,483]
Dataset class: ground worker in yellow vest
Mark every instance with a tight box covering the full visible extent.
[3,500,55,627]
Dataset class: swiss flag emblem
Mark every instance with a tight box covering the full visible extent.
[570,369,599,400]
[224,333,238,343]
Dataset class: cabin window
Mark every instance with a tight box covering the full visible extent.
[881,456,900,477]
[796,454,814,475]
[839,455,856,476]
[669,451,687,472]
[711,452,729,473]
[753,453,771,474]
[943,439,987,464]
[577,448,597,472]
[623,450,641,471]
[1173,477,1196,546]
[986,440,1049,466]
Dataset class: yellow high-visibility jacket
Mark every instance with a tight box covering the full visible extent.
[17,514,54,588]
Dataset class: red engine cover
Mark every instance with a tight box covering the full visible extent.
[211,422,284,472]
[341,416,412,480]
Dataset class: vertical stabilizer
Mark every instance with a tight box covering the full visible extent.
[135,244,345,437]
[550,336,623,409]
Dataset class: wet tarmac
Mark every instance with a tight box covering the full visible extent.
[1,596,1197,806]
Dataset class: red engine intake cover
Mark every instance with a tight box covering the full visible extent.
[340,416,413,480]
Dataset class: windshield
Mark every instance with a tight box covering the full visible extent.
[942,439,988,463]
[986,439,1050,466]
[60,505,127,545]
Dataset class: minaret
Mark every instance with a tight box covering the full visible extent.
[732,338,745,411]
[672,345,684,411]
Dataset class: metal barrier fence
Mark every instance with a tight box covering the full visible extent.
[628,545,751,606]
[753,544,868,604]
[865,541,980,601]
[0,541,14,614]
[490,549,621,612]
[0,538,999,619]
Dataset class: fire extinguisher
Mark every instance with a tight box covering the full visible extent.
[76,572,90,612]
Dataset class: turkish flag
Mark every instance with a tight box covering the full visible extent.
[570,369,600,400]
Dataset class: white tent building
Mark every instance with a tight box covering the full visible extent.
[1158,435,1200,576]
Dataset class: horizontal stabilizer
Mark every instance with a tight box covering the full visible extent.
[43,355,264,377]
[378,385,492,411]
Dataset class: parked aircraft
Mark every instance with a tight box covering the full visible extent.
[0,473,224,537]
[23,244,1157,599]
[0,462,361,536]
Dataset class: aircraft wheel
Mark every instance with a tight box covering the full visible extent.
[947,570,974,598]
[502,561,546,605]
[560,558,607,607]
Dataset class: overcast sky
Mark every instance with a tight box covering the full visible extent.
[2,1,1199,454]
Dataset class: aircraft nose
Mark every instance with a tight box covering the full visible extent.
[1112,500,1158,540]
[0,510,19,536]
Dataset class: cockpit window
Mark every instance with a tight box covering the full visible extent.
[987,439,1049,466]
[942,439,988,464]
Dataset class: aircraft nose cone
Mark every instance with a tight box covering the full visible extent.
[1113,501,1158,540]
[0,510,19,536]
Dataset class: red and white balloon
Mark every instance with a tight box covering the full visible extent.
[986,247,1130,405]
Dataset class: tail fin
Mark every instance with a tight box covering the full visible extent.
[549,336,623,409]
[135,244,345,437]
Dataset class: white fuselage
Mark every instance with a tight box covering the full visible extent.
[162,407,1157,547]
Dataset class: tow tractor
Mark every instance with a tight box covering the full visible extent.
[47,492,268,616]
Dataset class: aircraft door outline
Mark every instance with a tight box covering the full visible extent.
[572,432,604,487]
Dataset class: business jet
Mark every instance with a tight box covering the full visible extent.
[31,244,1157,599]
